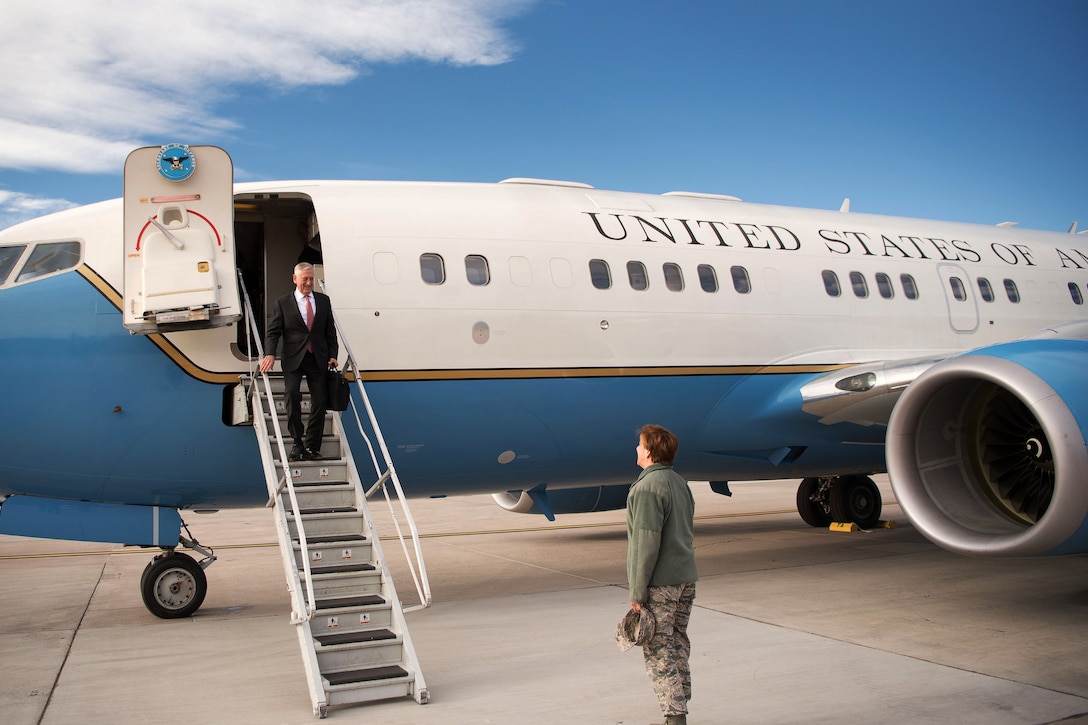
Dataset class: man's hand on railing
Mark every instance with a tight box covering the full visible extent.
[259,354,276,373]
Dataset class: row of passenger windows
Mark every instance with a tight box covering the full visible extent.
[418,253,1088,306]
[0,241,82,288]
[422,253,757,294]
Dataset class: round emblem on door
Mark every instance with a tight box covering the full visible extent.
[156,144,196,182]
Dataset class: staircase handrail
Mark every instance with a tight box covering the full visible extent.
[238,272,318,621]
[324,299,432,610]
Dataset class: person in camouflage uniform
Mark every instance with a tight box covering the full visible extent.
[626,424,698,725]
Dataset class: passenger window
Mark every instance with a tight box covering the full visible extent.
[875,272,894,299]
[977,277,994,302]
[589,259,611,290]
[900,273,919,300]
[1004,278,1020,303]
[420,253,445,285]
[1069,282,1084,305]
[850,271,869,298]
[465,255,489,286]
[697,264,718,293]
[949,276,967,301]
[731,266,751,294]
[627,261,648,291]
[663,263,684,291]
[0,244,27,284]
[15,241,81,284]
[822,270,841,297]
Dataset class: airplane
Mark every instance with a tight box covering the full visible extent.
[1,144,1087,620]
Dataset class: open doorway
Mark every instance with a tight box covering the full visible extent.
[231,192,322,360]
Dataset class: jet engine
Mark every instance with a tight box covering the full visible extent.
[886,340,1088,556]
[492,485,631,519]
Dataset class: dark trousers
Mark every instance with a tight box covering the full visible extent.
[284,351,328,452]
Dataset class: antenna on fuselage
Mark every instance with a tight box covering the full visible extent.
[839,198,850,213]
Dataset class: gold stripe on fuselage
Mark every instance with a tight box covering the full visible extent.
[77,264,850,385]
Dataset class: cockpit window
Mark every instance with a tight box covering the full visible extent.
[16,241,82,283]
[2,241,81,287]
[0,245,27,284]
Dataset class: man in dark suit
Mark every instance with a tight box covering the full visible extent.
[259,262,339,461]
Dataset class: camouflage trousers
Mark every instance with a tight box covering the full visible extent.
[641,582,696,717]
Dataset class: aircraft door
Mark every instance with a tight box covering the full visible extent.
[937,263,979,334]
[122,144,241,334]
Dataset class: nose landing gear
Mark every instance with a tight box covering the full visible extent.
[140,522,216,619]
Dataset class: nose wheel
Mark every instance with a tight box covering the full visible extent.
[139,524,216,619]
[141,552,208,618]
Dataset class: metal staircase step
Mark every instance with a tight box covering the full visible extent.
[324,665,409,686]
[276,461,349,486]
[286,510,366,539]
[309,561,376,576]
[299,506,356,515]
[286,490,356,515]
[316,635,404,670]
[306,534,367,544]
[311,599,393,637]
[316,594,385,610]
[315,628,397,647]
[295,539,374,571]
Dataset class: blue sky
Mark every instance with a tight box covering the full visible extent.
[1,0,1085,232]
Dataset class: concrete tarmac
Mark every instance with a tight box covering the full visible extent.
[2,476,1087,724]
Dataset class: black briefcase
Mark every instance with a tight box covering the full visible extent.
[326,369,350,412]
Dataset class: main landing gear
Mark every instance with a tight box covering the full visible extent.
[796,475,882,530]
[140,523,217,619]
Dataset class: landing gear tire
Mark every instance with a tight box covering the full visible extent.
[140,552,207,619]
[829,475,882,529]
[796,477,833,527]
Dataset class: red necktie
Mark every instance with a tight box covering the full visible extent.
[305,295,314,352]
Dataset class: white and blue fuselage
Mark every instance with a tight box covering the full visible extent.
[2,169,1087,559]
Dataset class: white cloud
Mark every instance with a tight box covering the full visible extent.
[0,0,528,173]
[0,190,78,230]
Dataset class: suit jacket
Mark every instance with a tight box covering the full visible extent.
[264,291,338,372]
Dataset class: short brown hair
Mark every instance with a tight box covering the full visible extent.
[639,424,678,466]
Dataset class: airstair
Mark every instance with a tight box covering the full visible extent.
[238,280,430,718]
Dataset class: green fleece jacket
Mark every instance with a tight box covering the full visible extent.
[626,463,698,603]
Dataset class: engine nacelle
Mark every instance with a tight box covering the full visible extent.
[492,485,631,519]
[886,340,1088,556]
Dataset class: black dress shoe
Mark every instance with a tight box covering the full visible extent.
[288,443,304,461]
[301,448,323,461]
